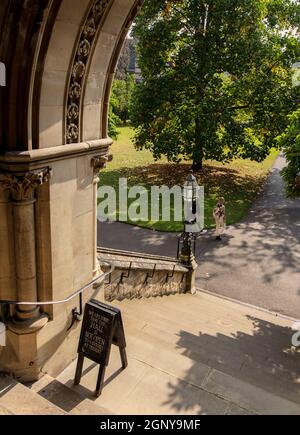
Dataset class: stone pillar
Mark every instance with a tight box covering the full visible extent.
[0,169,51,329]
[91,156,108,278]
[0,141,112,381]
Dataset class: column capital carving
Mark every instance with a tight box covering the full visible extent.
[91,156,108,176]
[0,168,51,202]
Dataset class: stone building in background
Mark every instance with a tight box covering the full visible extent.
[116,36,142,83]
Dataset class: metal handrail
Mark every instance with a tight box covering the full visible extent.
[0,262,115,306]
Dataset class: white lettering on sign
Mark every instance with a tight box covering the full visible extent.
[0,63,6,87]
[0,323,6,347]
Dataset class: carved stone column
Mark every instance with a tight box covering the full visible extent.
[0,169,51,329]
[91,156,108,278]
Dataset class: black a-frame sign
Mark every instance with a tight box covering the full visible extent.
[74,299,127,397]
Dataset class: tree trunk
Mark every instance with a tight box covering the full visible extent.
[192,116,204,171]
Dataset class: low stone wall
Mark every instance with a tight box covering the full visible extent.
[98,248,193,302]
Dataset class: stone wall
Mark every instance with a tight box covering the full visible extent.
[98,248,192,302]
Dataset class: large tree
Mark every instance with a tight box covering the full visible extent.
[131,0,300,170]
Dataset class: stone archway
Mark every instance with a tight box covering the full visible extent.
[0,0,142,381]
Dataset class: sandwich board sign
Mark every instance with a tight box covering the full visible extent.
[74,299,127,397]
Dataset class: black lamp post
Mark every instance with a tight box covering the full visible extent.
[177,172,199,268]
[184,171,199,225]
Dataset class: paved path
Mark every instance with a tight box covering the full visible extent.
[98,155,300,319]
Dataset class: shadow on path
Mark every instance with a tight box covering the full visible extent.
[164,315,300,414]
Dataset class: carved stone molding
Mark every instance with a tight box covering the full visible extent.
[0,168,51,202]
[91,156,108,176]
[65,0,112,145]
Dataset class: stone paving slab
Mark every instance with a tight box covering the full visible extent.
[116,367,229,416]
[203,369,300,415]
[57,292,300,415]
[127,293,300,404]
[31,374,112,415]
[0,375,66,415]
[0,404,13,415]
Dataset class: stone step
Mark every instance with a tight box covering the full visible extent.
[109,294,300,411]
[31,374,113,415]
[123,318,300,412]
[202,369,300,416]
[54,295,300,415]
[119,292,294,345]
[121,292,299,350]
[57,329,300,415]
[57,348,233,415]
[0,374,66,415]
[120,297,296,368]
[114,295,300,398]
[3,292,298,415]
[0,404,13,415]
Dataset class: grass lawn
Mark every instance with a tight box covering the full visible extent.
[100,126,279,232]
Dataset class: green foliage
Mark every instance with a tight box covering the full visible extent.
[112,75,136,122]
[108,89,121,139]
[108,74,136,139]
[108,106,121,140]
[131,0,300,170]
[278,109,300,197]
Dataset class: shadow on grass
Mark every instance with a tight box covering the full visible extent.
[100,162,267,230]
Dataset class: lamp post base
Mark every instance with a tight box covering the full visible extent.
[178,231,198,294]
